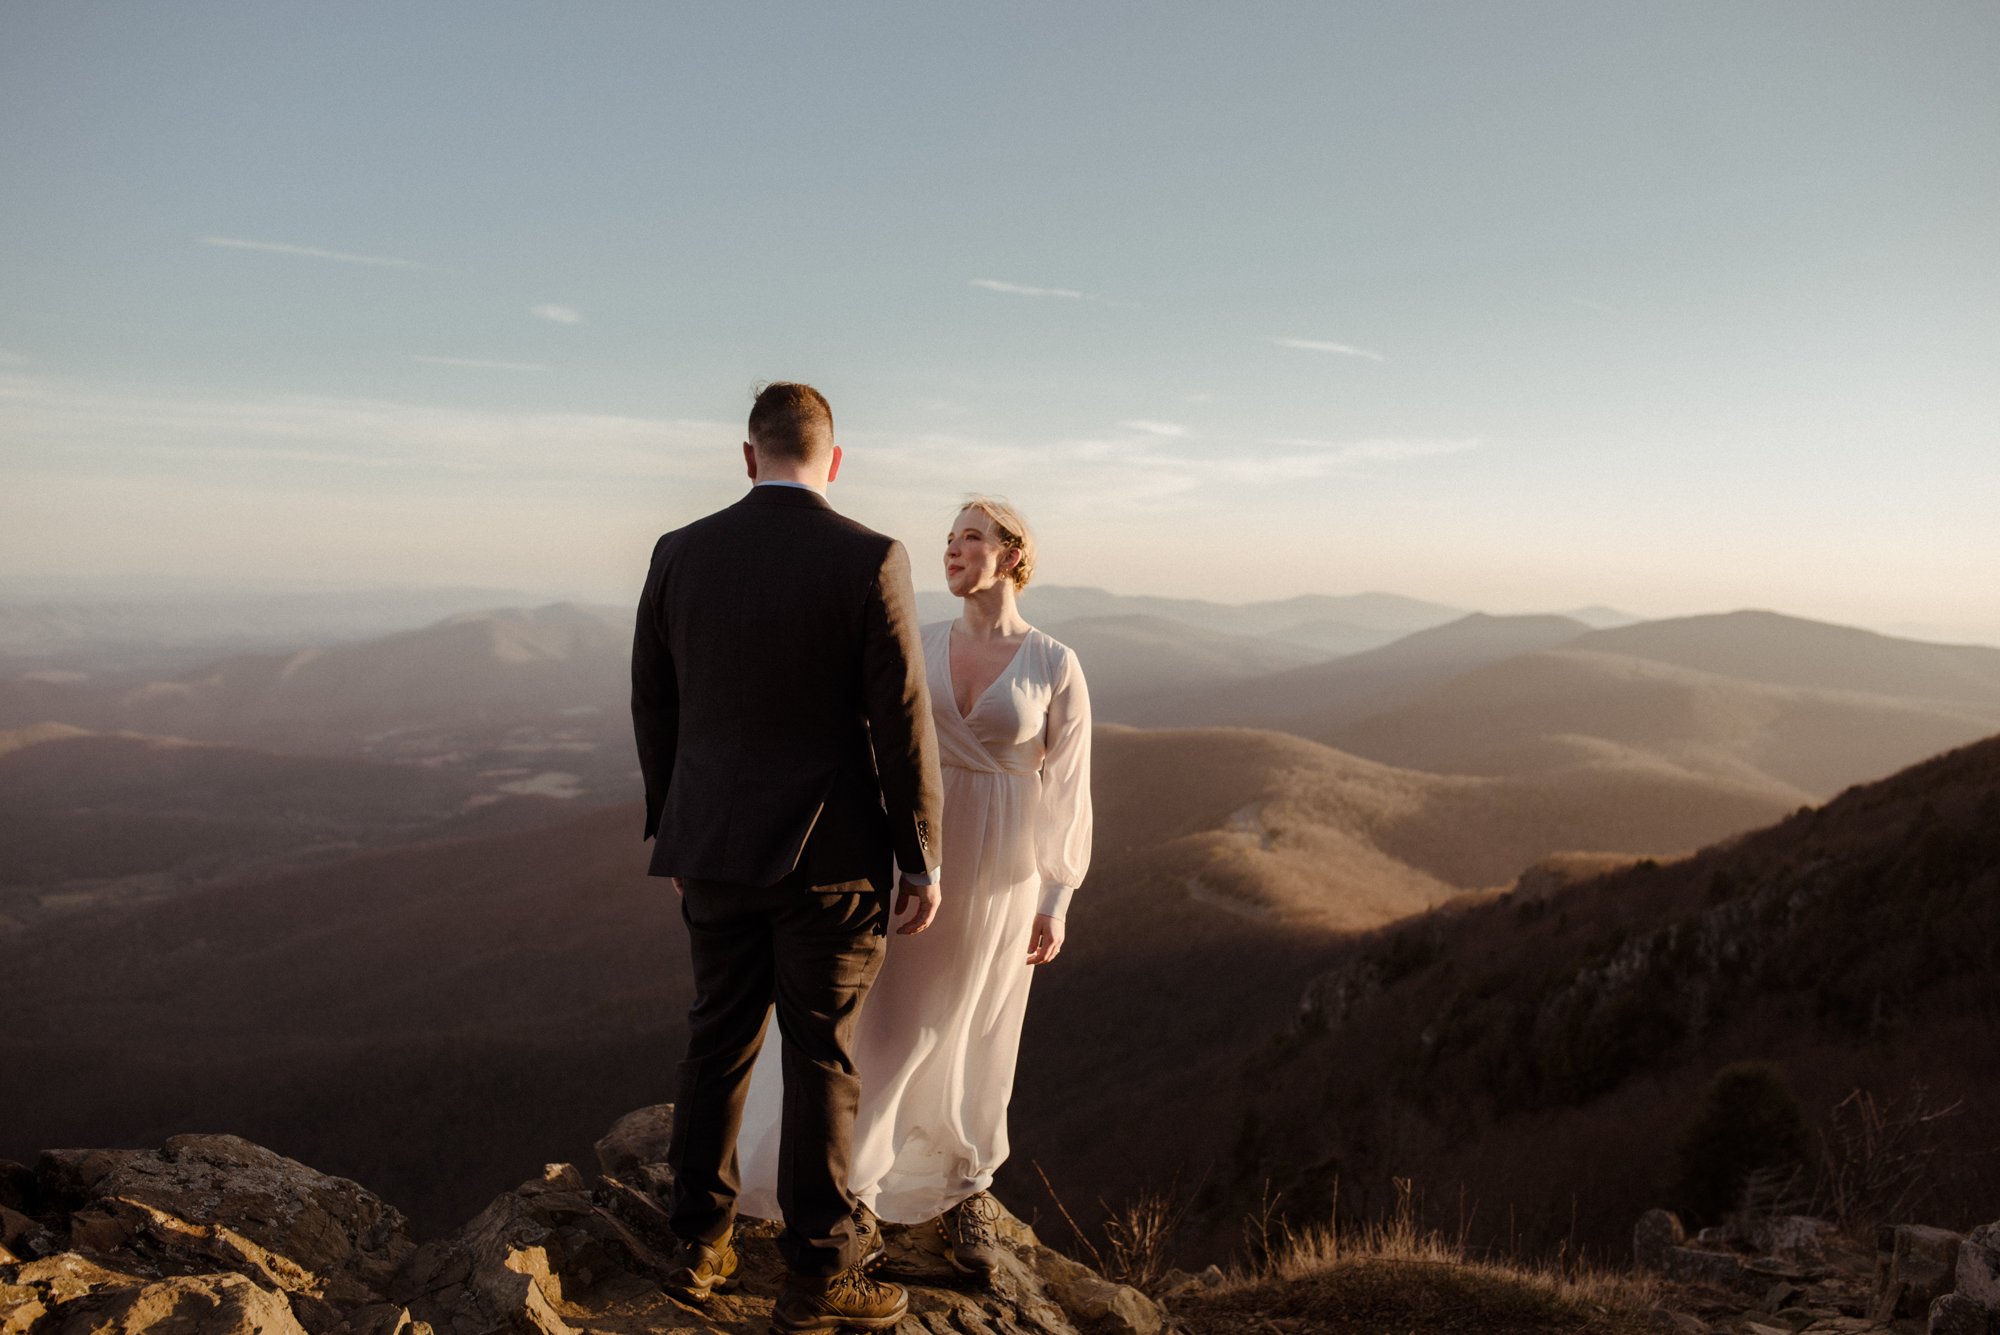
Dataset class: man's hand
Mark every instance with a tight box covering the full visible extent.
[1026,913,1065,965]
[895,875,941,935]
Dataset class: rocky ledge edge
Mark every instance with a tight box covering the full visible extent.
[0,1105,1167,1335]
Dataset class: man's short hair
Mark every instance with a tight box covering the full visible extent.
[747,381,834,463]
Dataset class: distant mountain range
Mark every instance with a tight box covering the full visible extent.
[0,585,550,673]
[6,596,1997,923]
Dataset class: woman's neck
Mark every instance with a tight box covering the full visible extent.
[956,582,1030,639]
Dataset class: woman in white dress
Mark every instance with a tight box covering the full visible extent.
[732,495,1093,1278]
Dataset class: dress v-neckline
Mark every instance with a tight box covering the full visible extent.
[945,624,1035,722]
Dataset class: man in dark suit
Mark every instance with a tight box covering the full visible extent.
[631,381,943,1332]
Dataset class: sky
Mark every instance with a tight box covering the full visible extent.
[3,2,1998,639]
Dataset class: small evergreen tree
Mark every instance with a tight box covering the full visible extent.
[1673,1061,1809,1223]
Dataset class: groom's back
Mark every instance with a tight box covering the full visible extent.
[634,485,930,891]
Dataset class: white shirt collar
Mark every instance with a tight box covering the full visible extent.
[754,479,826,494]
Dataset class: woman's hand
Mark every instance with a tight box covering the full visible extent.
[1026,913,1065,965]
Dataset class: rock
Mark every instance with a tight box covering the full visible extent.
[1666,1246,1753,1291]
[53,1272,311,1335]
[1,1286,46,1334]
[1742,1322,1792,1335]
[1156,1262,1226,1299]
[1,1205,57,1261]
[1875,1224,1964,1323]
[0,1163,32,1214]
[1931,1291,1998,1335]
[35,1134,415,1304]
[1642,1307,1712,1333]
[11,1117,1161,1335]
[1699,1226,1734,1245]
[336,1304,434,1335]
[1638,1209,1690,1271]
[591,1105,673,1179]
[3,1253,311,1335]
[1751,1216,1834,1264]
[1959,1223,2000,1308]
[1036,1247,1163,1335]
[1766,1280,1802,1309]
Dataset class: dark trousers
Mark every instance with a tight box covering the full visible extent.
[665,872,886,1277]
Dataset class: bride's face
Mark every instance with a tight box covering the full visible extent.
[944,508,1016,597]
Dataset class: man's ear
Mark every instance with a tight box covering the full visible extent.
[826,443,843,484]
[743,441,758,481]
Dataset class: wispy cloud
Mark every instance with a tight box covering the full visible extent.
[0,373,715,482]
[1269,436,1483,462]
[200,235,425,269]
[0,350,27,367]
[530,304,583,325]
[1117,419,1190,438]
[970,278,1088,301]
[1569,297,1619,315]
[411,355,548,372]
[1268,336,1387,362]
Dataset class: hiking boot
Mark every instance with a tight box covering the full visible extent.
[853,1200,886,1270]
[771,1266,909,1332]
[661,1226,739,1304]
[941,1190,1003,1277]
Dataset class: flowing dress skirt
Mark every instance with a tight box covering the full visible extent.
[733,762,1042,1223]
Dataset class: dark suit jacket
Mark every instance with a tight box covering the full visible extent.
[631,484,942,892]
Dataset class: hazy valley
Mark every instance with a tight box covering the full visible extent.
[4,582,1997,1265]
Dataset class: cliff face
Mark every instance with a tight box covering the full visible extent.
[1195,733,2000,1256]
[0,1107,1163,1335]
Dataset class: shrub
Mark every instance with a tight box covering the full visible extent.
[1673,1061,1810,1223]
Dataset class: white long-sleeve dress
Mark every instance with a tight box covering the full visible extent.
[732,621,1093,1224]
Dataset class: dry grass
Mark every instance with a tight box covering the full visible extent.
[1175,1179,1659,1335]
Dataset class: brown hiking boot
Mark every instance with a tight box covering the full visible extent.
[853,1200,886,1271]
[661,1226,739,1304]
[941,1190,1003,1277]
[771,1266,909,1332]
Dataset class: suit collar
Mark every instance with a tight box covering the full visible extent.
[742,484,833,511]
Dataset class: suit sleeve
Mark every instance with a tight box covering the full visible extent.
[861,539,944,878]
[631,535,678,841]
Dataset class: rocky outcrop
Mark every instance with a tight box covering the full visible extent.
[1874,1224,1963,1324]
[1635,1207,2000,1335]
[0,1109,1165,1335]
[1925,1222,2000,1335]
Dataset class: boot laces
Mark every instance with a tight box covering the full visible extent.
[956,1193,999,1247]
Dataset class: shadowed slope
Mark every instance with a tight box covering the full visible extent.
[1192,729,2000,1261]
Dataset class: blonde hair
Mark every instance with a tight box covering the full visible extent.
[956,495,1036,591]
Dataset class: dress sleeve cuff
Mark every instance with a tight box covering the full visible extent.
[1037,881,1074,919]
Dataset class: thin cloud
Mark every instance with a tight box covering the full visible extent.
[1269,436,1483,462]
[1268,336,1387,362]
[530,304,583,324]
[0,350,27,367]
[970,278,1088,301]
[0,374,718,481]
[411,355,548,372]
[1570,297,1619,315]
[200,236,425,269]
[1117,419,1190,438]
